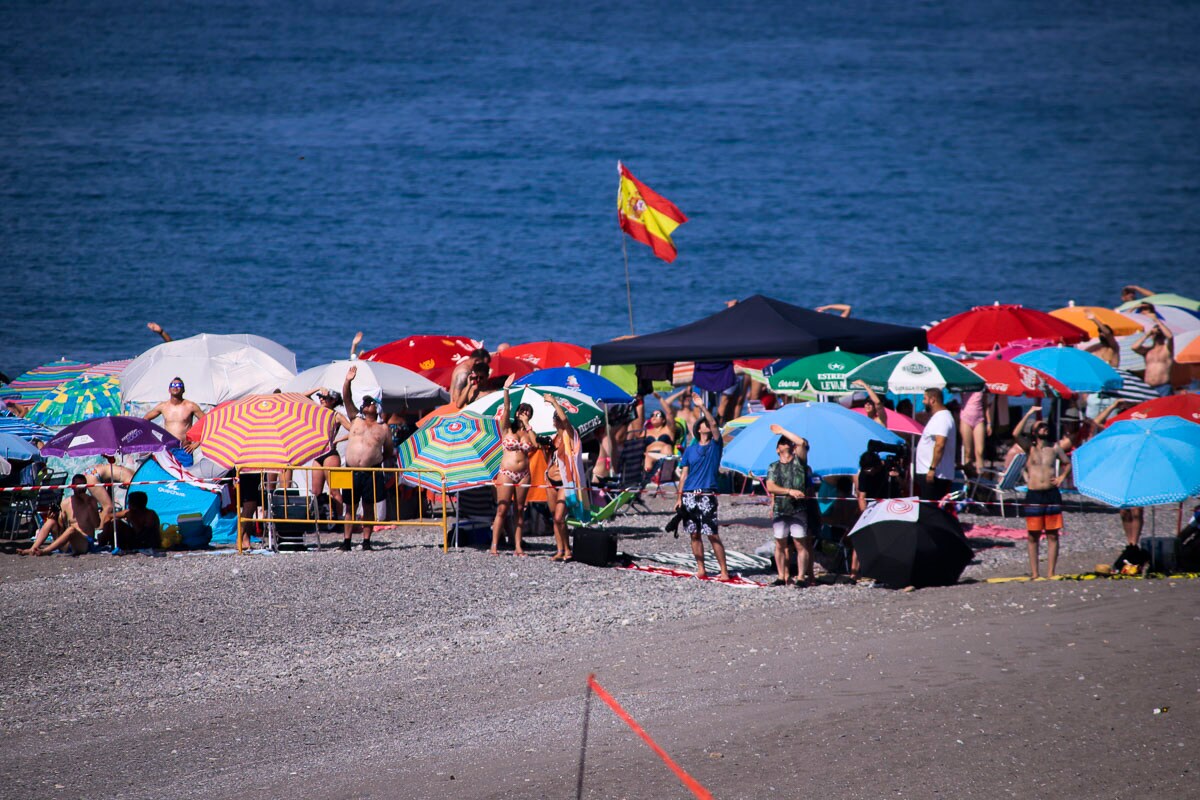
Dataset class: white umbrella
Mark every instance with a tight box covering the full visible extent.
[281,360,448,412]
[120,333,298,409]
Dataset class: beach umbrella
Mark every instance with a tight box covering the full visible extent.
[1120,305,1200,339]
[1103,369,1160,405]
[83,359,133,378]
[25,374,122,428]
[1116,293,1200,313]
[587,363,672,395]
[0,360,91,405]
[397,412,503,492]
[421,353,536,389]
[465,386,605,437]
[40,416,180,458]
[0,413,54,442]
[851,407,924,435]
[1049,305,1142,338]
[510,367,633,404]
[927,303,1088,353]
[1011,346,1123,393]
[1072,417,1200,507]
[361,335,479,377]
[721,402,902,478]
[982,338,1059,361]
[196,393,334,469]
[121,333,298,408]
[0,456,10,477]
[1109,394,1200,426]
[503,341,591,369]
[0,433,41,460]
[962,360,1074,400]
[722,414,759,433]
[848,499,973,588]
[844,350,985,394]
[1175,330,1200,365]
[764,349,867,396]
[282,359,448,412]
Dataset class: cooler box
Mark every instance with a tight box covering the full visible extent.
[572,528,617,567]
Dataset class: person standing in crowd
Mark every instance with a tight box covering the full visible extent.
[1013,407,1072,579]
[765,423,814,587]
[1134,321,1175,396]
[451,348,491,409]
[675,394,730,581]
[544,393,583,562]
[852,379,888,429]
[915,388,956,502]
[958,387,990,479]
[854,449,904,580]
[1083,312,1121,368]
[492,388,536,556]
[340,367,395,551]
[304,387,353,524]
[143,376,205,464]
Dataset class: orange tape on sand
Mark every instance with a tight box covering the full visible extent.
[587,675,714,800]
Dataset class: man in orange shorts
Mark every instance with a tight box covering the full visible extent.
[1014,408,1072,578]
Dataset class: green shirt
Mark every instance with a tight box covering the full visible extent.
[768,458,810,518]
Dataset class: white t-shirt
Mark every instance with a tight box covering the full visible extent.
[916,409,956,479]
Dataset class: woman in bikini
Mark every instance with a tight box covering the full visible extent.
[492,388,536,555]
[637,394,678,479]
[544,392,582,561]
[306,388,353,522]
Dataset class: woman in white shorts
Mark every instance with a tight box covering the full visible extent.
[765,424,814,586]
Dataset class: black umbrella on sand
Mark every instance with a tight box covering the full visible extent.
[848,499,973,588]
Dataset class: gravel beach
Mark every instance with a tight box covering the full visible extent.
[2,495,1196,799]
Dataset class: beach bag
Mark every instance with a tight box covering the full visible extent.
[159,524,182,550]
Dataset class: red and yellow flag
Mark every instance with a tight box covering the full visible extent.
[617,162,687,263]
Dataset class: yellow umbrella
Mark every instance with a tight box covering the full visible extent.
[197,393,334,469]
[1049,306,1142,338]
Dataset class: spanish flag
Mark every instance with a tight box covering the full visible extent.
[617,162,687,263]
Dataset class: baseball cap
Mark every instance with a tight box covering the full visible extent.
[360,395,378,407]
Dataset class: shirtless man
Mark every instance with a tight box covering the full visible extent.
[1014,408,1072,579]
[1120,284,1154,304]
[19,475,100,556]
[85,454,135,527]
[450,348,490,409]
[1083,312,1121,368]
[340,366,395,551]
[143,377,205,462]
[1133,322,1174,396]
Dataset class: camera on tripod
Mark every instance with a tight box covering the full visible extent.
[868,439,909,471]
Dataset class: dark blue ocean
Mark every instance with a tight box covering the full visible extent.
[4,0,1199,374]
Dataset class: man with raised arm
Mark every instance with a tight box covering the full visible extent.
[1134,321,1175,396]
[143,377,205,464]
[340,366,394,551]
[1014,407,1072,579]
[674,393,730,581]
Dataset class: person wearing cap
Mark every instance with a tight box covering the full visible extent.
[143,376,205,463]
[340,367,394,551]
[305,387,354,522]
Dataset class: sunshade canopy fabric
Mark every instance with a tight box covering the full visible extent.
[589,295,928,366]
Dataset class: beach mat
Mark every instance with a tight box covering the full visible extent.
[620,562,763,588]
[963,523,1028,541]
[624,549,771,574]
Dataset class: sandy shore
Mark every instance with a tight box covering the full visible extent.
[1,497,1196,799]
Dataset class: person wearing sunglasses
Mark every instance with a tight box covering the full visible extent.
[143,377,206,465]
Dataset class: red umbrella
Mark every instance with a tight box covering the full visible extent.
[503,341,591,369]
[928,304,1087,353]
[962,359,1074,399]
[422,353,535,390]
[1109,394,1200,425]
[361,335,479,375]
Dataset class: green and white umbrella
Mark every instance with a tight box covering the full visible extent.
[465,386,605,437]
[843,349,985,394]
[765,349,868,396]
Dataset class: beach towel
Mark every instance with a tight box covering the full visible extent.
[962,523,1028,541]
[620,562,763,587]
[625,549,771,574]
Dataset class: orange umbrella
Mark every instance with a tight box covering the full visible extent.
[198,393,334,468]
[1049,306,1142,338]
[1176,331,1200,365]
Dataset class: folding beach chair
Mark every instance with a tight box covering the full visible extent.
[452,486,497,548]
[600,436,652,514]
[567,489,637,529]
[967,453,1026,518]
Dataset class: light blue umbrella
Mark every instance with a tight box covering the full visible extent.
[0,413,54,442]
[1011,346,1123,393]
[510,367,633,404]
[1072,417,1200,507]
[0,432,41,460]
[721,402,903,478]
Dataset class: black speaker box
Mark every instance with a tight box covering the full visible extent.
[572,528,617,566]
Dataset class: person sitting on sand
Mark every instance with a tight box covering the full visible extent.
[1133,321,1174,396]
[4,399,29,417]
[19,475,100,556]
[340,367,395,551]
[104,490,161,550]
[1014,408,1072,579]
[631,395,678,481]
[492,387,537,556]
[143,377,205,464]
[84,454,135,528]
[675,394,730,580]
[765,424,814,586]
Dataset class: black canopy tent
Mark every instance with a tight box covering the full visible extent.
[590,295,928,366]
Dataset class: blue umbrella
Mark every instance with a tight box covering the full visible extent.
[721,402,903,478]
[1011,346,1123,393]
[0,413,54,442]
[1072,417,1200,507]
[0,432,41,460]
[510,367,634,404]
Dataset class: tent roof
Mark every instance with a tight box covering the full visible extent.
[590,295,928,365]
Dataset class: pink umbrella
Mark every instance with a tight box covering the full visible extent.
[852,407,923,435]
[983,337,1058,361]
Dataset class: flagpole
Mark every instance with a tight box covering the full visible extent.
[621,233,635,335]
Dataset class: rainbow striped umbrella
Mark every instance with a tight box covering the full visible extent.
[26,374,122,428]
[0,413,54,442]
[83,359,133,378]
[398,412,502,492]
[1,360,91,405]
[198,393,335,469]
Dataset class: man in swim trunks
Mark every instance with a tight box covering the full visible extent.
[1014,408,1072,579]
[341,367,395,551]
[19,475,100,556]
[143,377,205,465]
[675,394,730,580]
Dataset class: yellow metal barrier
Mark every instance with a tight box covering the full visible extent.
[233,464,451,552]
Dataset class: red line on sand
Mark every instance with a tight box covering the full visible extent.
[587,675,714,800]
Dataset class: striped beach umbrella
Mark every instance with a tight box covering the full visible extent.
[26,374,122,428]
[398,412,503,492]
[83,359,133,378]
[0,413,54,442]
[843,350,985,394]
[1,360,91,405]
[197,393,335,469]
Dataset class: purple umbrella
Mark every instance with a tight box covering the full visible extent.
[41,416,180,458]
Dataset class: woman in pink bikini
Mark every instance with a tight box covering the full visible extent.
[958,388,991,478]
[492,387,537,555]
